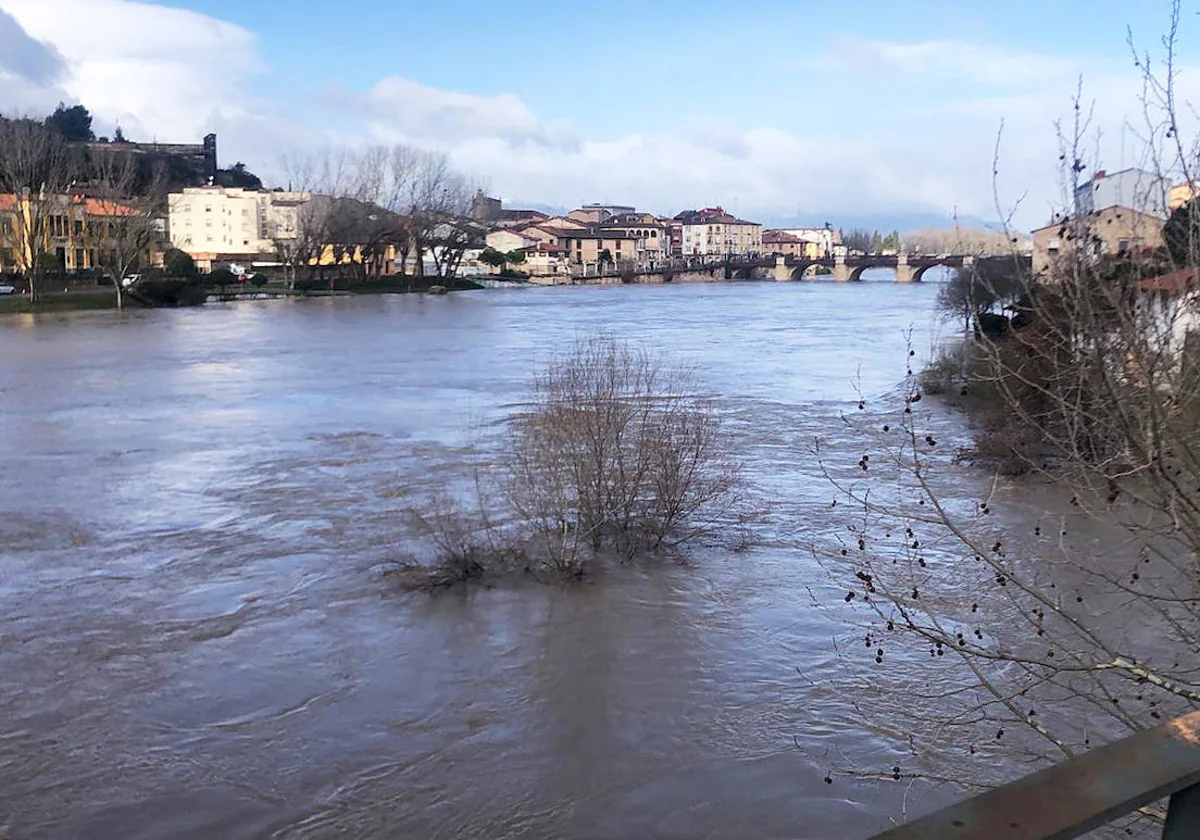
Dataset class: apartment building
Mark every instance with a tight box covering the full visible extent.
[556,230,641,264]
[1075,169,1171,218]
[1031,205,1164,277]
[599,212,669,258]
[168,187,310,266]
[0,192,157,274]
[677,207,763,256]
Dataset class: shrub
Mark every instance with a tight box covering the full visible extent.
[919,344,965,396]
[248,273,268,288]
[502,335,742,571]
[207,267,237,287]
[165,249,197,277]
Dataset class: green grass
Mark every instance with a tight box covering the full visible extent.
[0,290,122,315]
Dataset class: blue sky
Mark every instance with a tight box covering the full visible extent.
[0,0,1195,229]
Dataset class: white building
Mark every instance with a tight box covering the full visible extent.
[1075,169,1171,218]
[680,209,763,257]
[780,227,841,257]
[168,187,310,266]
[485,229,536,253]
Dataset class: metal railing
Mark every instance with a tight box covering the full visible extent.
[867,711,1200,839]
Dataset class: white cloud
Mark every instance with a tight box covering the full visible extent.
[340,76,582,152]
[0,0,262,140]
[1,0,1188,232]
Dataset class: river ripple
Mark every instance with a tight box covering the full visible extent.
[0,277,968,839]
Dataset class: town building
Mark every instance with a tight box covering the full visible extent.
[778,226,841,258]
[167,186,310,270]
[518,242,571,279]
[514,225,564,246]
[536,215,588,232]
[0,192,160,275]
[485,229,536,253]
[599,212,669,258]
[567,204,637,225]
[763,230,804,256]
[1075,169,1171,218]
[556,230,642,265]
[676,207,763,257]
[1031,205,1164,278]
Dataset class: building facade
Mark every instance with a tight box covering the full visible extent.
[168,187,310,268]
[1031,205,1164,277]
[599,213,669,258]
[0,192,158,275]
[556,230,641,265]
[677,207,763,256]
[763,230,803,256]
[1075,169,1171,218]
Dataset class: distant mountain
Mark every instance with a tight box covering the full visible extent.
[761,210,1004,233]
[503,199,570,216]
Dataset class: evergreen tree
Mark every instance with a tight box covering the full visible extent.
[45,103,94,142]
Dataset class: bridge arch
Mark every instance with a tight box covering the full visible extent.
[787,259,827,281]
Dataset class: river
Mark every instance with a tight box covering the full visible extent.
[0,276,970,839]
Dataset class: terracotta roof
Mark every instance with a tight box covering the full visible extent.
[1138,267,1198,295]
[80,198,141,217]
[764,230,802,243]
[0,193,141,217]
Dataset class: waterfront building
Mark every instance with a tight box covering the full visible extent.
[556,229,642,265]
[599,212,669,258]
[676,207,763,257]
[167,186,310,269]
[0,192,160,275]
[1031,205,1164,278]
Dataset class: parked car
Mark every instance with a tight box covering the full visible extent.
[0,283,15,295]
[121,274,141,288]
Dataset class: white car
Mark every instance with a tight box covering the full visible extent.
[121,274,141,288]
[0,283,15,295]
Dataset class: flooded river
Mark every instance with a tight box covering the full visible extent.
[0,278,966,839]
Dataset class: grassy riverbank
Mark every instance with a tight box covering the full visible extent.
[0,278,484,316]
[0,290,124,315]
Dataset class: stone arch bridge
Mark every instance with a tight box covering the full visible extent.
[747,253,976,283]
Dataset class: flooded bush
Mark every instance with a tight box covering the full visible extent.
[406,336,745,583]
[503,335,743,572]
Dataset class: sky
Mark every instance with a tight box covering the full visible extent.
[0,0,1197,230]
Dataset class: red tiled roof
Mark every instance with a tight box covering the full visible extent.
[764,230,802,243]
[80,197,141,217]
[0,193,140,216]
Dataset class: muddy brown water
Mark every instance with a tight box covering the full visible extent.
[0,277,989,839]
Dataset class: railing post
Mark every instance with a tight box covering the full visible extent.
[1165,781,1200,839]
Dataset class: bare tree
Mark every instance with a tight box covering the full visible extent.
[84,148,167,309]
[0,119,76,301]
[502,335,744,572]
[824,6,1200,835]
